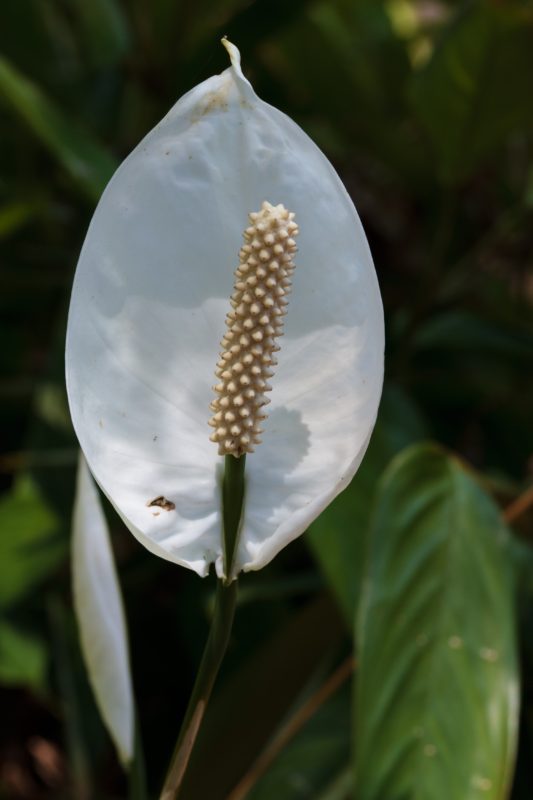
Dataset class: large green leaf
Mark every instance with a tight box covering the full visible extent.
[355,444,519,799]
[307,385,427,624]
[0,55,116,200]
[410,3,533,182]
[0,476,65,610]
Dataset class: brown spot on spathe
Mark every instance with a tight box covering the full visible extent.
[147,496,175,512]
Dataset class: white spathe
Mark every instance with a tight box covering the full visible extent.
[72,455,134,766]
[66,40,384,579]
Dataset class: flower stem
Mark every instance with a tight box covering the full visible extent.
[222,453,246,579]
[159,454,245,800]
[159,581,237,799]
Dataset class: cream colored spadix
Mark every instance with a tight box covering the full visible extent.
[65,39,384,578]
[209,201,298,457]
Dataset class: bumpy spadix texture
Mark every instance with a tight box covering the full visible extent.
[209,202,298,456]
[66,40,384,579]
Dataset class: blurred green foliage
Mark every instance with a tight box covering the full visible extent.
[0,0,532,798]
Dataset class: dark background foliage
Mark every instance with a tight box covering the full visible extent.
[0,1,532,798]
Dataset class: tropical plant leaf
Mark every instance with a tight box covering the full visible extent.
[355,444,519,799]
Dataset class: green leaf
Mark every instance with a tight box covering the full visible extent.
[410,4,533,182]
[355,444,519,799]
[307,385,427,624]
[0,477,65,609]
[0,620,47,690]
[0,55,116,200]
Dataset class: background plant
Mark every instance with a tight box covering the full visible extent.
[0,1,532,798]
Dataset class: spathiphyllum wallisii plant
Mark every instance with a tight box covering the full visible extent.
[66,39,384,799]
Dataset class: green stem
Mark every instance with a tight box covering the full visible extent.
[222,453,246,579]
[159,581,238,800]
[159,454,245,800]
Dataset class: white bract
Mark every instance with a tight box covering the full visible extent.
[72,455,134,766]
[66,40,384,579]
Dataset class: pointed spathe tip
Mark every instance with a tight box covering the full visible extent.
[221,37,252,96]
[221,36,240,69]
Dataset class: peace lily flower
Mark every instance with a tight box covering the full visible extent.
[65,40,384,581]
[72,454,134,767]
